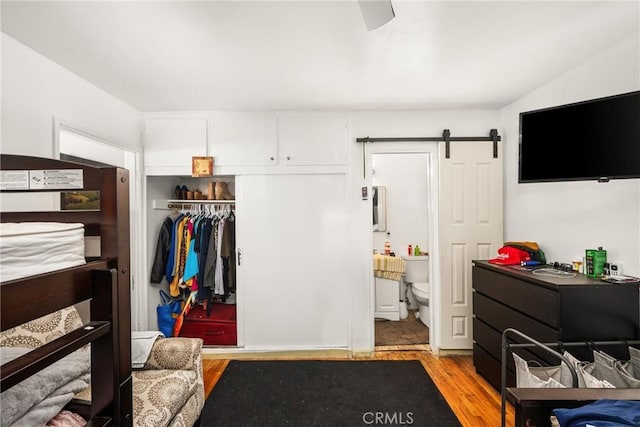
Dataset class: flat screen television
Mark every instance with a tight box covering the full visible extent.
[519,90,640,183]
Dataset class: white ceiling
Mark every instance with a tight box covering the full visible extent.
[1,1,639,112]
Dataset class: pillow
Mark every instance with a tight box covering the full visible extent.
[46,410,87,427]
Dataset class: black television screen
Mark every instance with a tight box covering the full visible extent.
[519,91,640,183]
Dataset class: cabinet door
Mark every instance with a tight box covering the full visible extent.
[208,112,278,167]
[375,278,400,312]
[279,112,348,166]
[144,118,207,175]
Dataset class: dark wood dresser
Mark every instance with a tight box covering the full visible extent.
[472,260,639,392]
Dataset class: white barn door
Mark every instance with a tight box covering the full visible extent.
[438,141,503,350]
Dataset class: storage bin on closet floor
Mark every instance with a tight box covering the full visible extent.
[179,303,237,346]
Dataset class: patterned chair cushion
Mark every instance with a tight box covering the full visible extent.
[143,337,202,371]
[1,308,204,427]
[0,306,82,348]
[132,337,204,427]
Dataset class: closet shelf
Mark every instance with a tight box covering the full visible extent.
[152,199,235,210]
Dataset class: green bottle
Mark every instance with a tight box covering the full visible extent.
[414,245,420,256]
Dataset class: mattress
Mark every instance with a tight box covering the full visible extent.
[0,222,85,282]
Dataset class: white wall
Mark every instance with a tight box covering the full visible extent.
[1,34,143,156]
[348,110,501,352]
[5,25,637,354]
[371,152,430,257]
[501,32,640,276]
[1,33,145,328]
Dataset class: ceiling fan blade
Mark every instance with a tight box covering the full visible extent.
[358,0,395,31]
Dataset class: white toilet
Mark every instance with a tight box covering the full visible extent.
[402,255,430,327]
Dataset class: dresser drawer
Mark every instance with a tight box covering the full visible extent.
[473,266,560,328]
[473,342,516,390]
[474,317,557,372]
[474,292,559,344]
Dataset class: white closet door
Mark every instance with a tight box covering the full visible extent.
[236,174,350,349]
[438,141,503,350]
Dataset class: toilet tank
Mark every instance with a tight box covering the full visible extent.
[401,255,429,283]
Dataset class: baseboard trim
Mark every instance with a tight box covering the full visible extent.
[375,344,431,352]
[202,348,354,360]
[434,349,473,357]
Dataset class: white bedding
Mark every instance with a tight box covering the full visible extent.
[0,222,85,282]
[1,222,88,425]
[131,331,164,369]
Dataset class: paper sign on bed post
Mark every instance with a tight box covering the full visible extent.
[0,170,30,190]
[28,170,84,190]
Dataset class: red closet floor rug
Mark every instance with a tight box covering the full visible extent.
[179,303,236,346]
[199,360,461,426]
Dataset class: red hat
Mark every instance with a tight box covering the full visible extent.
[489,246,531,265]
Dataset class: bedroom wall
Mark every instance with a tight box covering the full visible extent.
[348,110,501,352]
[1,33,143,156]
[1,33,144,325]
[501,32,640,277]
[3,27,638,352]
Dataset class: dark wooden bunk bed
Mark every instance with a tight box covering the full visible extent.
[0,154,132,426]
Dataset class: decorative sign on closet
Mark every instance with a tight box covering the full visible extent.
[191,156,214,177]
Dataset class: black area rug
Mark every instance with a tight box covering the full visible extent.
[200,360,461,426]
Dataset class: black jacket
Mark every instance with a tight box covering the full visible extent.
[150,216,175,283]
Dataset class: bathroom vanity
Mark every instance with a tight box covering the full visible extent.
[374,277,401,321]
[373,254,406,321]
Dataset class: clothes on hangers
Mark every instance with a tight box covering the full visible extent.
[151,204,236,300]
[150,212,181,283]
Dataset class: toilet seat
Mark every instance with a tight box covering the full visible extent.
[412,281,430,297]
[410,282,430,327]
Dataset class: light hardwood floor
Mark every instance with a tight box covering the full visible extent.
[202,348,514,426]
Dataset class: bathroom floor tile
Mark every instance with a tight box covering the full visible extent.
[375,309,429,346]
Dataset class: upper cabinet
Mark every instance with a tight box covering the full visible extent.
[279,112,348,166]
[144,117,207,175]
[208,112,278,167]
[143,111,349,175]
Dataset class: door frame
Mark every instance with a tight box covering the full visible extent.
[366,142,441,351]
[53,117,146,330]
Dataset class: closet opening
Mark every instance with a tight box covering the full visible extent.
[147,176,238,347]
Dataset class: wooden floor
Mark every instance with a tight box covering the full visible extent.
[202,348,514,426]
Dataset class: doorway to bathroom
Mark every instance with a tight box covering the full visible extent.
[371,150,434,348]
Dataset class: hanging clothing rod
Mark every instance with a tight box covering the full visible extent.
[166,200,235,211]
[356,128,501,159]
